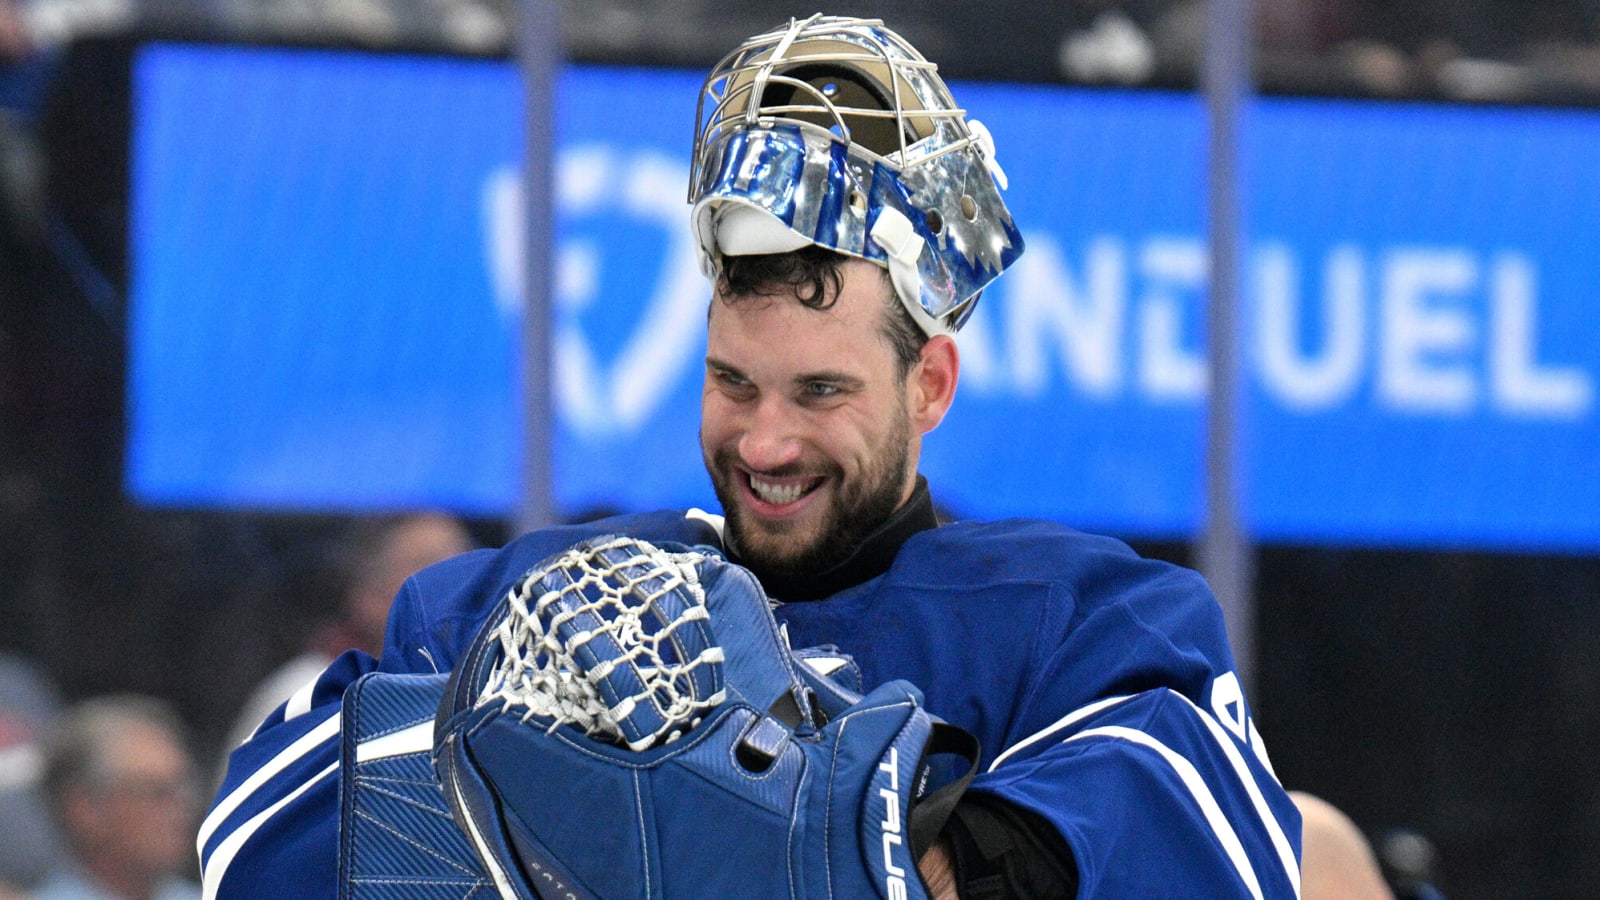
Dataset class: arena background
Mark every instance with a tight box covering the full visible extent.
[3,1,1599,896]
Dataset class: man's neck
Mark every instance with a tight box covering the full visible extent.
[734,475,939,602]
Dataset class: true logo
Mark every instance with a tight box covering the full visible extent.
[877,746,908,900]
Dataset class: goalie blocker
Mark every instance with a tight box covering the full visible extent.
[343,534,979,898]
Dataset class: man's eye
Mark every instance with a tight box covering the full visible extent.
[715,371,755,395]
[804,383,841,398]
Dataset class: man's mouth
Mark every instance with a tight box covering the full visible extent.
[748,473,821,507]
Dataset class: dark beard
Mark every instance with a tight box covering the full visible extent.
[705,410,912,583]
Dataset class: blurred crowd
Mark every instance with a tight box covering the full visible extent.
[1,687,200,899]
[0,514,475,896]
[1,0,1599,99]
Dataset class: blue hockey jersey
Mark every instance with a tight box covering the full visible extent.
[199,509,1302,897]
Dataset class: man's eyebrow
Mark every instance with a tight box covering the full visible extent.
[793,369,864,390]
[705,357,865,389]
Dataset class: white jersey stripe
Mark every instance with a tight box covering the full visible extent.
[1173,692,1302,897]
[987,694,1136,773]
[200,760,338,899]
[1067,725,1264,900]
[355,720,435,763]
[685,508,726,538]
[198,711,342,855]
[284,673,319,721]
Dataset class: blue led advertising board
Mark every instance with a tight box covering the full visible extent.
[128,44,1600,549]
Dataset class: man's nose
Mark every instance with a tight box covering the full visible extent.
[737,398,803,470]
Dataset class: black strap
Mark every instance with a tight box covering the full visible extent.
[943,792,1080,899]
[908,722,983,859]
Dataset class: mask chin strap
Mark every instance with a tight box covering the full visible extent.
[870,208,950,338]
[967,118,1009,191]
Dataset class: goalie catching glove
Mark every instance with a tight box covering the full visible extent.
[434,534,979,899]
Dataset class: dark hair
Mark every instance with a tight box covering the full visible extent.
[717,247,928,377]
[41,694,188,809]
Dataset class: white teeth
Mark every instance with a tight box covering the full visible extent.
[750,475,807,505]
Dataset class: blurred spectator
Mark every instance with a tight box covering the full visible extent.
[1,0,46,243]
[0,653,66,894]
[221,512,474,753]
[1379,827,1448,900]
[1,1,31,63]
[35,695,199,900]
[1059,9,1158,85]
[210,0,509,51]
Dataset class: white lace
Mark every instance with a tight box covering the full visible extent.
[478,536,726,750]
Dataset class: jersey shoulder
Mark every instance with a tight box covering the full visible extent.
[893,519,1233,695]
[901,518,1205,598]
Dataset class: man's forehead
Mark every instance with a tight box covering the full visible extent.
[706,297,897,381]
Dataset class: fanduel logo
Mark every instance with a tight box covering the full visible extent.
[484,147,707,438]
[489,161,1593,436]
[878,747,908,900]
[959,233,1594,420]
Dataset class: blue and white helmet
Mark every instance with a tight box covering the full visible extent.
[688,14,1025,336]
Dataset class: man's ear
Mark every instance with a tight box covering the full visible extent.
[910,334,959,434]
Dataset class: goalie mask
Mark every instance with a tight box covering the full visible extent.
[688,14,1025,336]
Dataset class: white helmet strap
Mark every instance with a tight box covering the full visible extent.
[869,208,948,337]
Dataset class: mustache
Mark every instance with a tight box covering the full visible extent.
[710,446,828,481]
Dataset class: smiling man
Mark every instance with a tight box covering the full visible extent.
[702,251,945,588]
[203,15,1302,899]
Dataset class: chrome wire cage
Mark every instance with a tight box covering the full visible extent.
[688,14,1024,336]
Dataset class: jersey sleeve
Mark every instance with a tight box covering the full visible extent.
[971,551,1302,898]
[974,684,1301,898]
[199,649,377,898]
